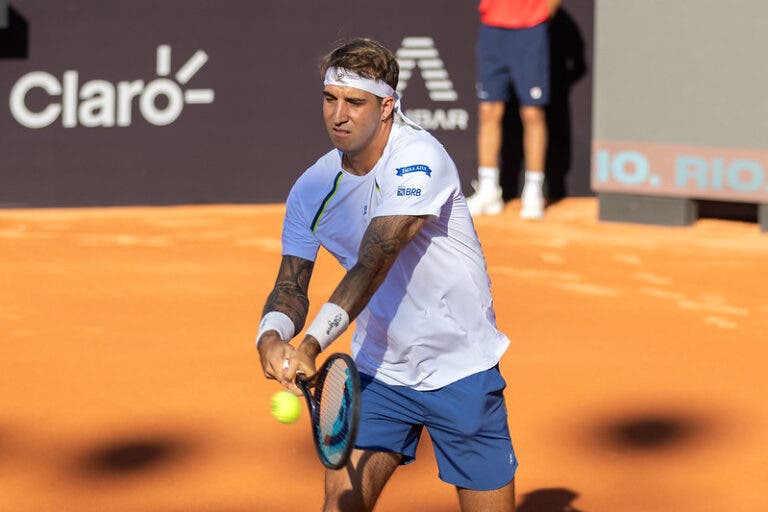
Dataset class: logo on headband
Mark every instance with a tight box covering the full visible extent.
[396,164,432,177]
[336,68,347,81]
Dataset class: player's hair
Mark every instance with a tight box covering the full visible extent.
[320,38,399,91]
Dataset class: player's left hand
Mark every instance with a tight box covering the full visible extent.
[281,335,321,394]
[258,334,298,384]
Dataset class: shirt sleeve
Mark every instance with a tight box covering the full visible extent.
[281,183,320,262]
[373,139,456,219]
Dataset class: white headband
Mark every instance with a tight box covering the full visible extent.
[323,67,395,98]
[323,66,422,130]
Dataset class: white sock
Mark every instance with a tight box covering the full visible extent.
[524,170,544,185]
[522,171,544,201]
[478,166,500,193]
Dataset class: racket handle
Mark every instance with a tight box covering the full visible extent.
[295,374,316,416]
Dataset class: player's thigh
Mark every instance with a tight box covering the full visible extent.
[324,449,402,512]
[426,366,517,491]
[457,478,515,512]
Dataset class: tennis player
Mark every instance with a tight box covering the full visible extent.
[256,38,517,512]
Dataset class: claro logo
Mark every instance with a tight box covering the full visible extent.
[9,45,214,128]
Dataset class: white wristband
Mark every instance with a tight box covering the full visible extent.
[305,302,349,351]
[256,311,296,347]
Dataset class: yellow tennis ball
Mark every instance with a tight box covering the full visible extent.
[271,390,301,424]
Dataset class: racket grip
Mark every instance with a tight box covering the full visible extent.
[295,375,316,415]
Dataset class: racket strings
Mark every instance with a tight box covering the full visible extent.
[316,359,353,465]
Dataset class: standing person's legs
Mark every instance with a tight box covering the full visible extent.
[324,449,401,512]
[478,101,506,170]
[520,105,547,175]
[519,104,547,219]
[469,25,509,216]
[511,22,550,219]
[474,100,507,214]
[457,479,516,512]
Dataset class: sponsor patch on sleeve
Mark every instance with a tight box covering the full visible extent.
[397,186,422,197]
[395,164,432,177]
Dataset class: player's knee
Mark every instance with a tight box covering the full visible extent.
[478,102,505,124]
[323,487,369,512]
[519,105,545,126]
[324,472,368,512]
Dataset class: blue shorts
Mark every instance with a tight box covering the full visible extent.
[476,22,550,106]
[355,366,517,491]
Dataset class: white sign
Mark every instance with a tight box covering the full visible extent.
[9,46,214,128]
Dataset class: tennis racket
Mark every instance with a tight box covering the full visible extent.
[295,353,361,469]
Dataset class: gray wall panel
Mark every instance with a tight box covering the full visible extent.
[594,1,768,148]
[592,0,768,203]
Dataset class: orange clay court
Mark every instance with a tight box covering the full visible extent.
[1,198,767,512]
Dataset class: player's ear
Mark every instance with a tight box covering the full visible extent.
[381,96,395,121]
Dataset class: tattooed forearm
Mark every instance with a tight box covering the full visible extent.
[263,255,314,332]
[330,215,425,319]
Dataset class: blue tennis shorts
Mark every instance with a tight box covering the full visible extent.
[355,366,517,491]
[476,21,550,106]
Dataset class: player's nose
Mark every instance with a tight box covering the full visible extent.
[331,102,349,124]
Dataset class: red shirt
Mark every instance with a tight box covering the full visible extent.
[479,0,550,29]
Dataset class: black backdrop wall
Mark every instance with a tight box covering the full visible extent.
[0,1,593,207]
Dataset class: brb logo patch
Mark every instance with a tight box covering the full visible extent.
[397,186,422,197]
[9,45,214,128]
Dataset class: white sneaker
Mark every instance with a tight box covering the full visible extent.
[519,182,545,220]
[466,181,504,216]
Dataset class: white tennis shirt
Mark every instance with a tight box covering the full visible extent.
[282,122,509,390]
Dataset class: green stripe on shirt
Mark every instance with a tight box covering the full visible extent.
[310,171,344,233]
